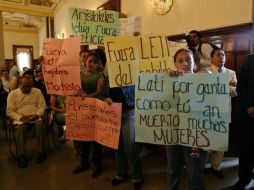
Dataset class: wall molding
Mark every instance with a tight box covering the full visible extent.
[167,23,252,42]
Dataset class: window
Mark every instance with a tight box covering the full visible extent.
[13,45,33,71]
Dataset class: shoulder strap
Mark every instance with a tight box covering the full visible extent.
[197,42,203,56]
[198,42,218,56]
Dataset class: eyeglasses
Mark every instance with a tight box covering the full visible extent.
[176,58,193,64]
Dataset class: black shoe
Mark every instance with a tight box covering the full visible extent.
[233,182,240,190]
[36,152,47,164]
[233,181,243,190]
[133,180,144,190]
[73,164,89,174]
[18,155,28,168]
[76,150,83,155]
[111,178,127,186]
[92,167,101,178]
[211,168,224,179]
[204,167,210,174]
[233,181,251,190]
[58,138,66,144]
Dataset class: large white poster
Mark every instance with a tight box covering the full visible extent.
[135,73,230,151]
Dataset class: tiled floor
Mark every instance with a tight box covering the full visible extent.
[0,128,253,190]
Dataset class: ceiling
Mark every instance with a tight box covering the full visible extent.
[0,0,62,31]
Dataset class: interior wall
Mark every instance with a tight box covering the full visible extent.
[38,17,46,56]
[0,11,5,69]
[54,0,107,39]
[2,0,252,62]
[121,0,252,35]
[46,0,252,58]
[53,0,252,37]
[3,30,39,59]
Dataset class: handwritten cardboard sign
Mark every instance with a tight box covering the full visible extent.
[104,36,140,88]
[119,16,141,35]
[104,35,178,88]
[66,96,122,149]
[69,8,119,45]
[135,73,230,151]
[138,35,174,74]
[42,37,82,95]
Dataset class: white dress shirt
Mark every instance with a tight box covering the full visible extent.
[6,88,46,124]
[209,65,237,97]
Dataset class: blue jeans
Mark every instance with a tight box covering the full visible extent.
[115,109,143,182]
[166,145,207,190]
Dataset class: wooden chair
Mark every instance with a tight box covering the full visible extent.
[7,116,50,161]
[0,91,9,141]
[43,108,65,150]
[7,119,18,160]
[51,112,66,150]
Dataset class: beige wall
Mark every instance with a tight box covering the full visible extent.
[38,17,46,55]
[53,0,252,37]
[4,30,39,59]
[54,0,107,38]
[0,11,5,68]
[122,0,252,35]
[2,0,253,62]
[27,0,252,61]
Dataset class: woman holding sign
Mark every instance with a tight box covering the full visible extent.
[73,51,104,178]
[166,48,208,190]
[106,85,144,190]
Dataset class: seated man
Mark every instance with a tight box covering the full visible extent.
[6,74,47,168]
